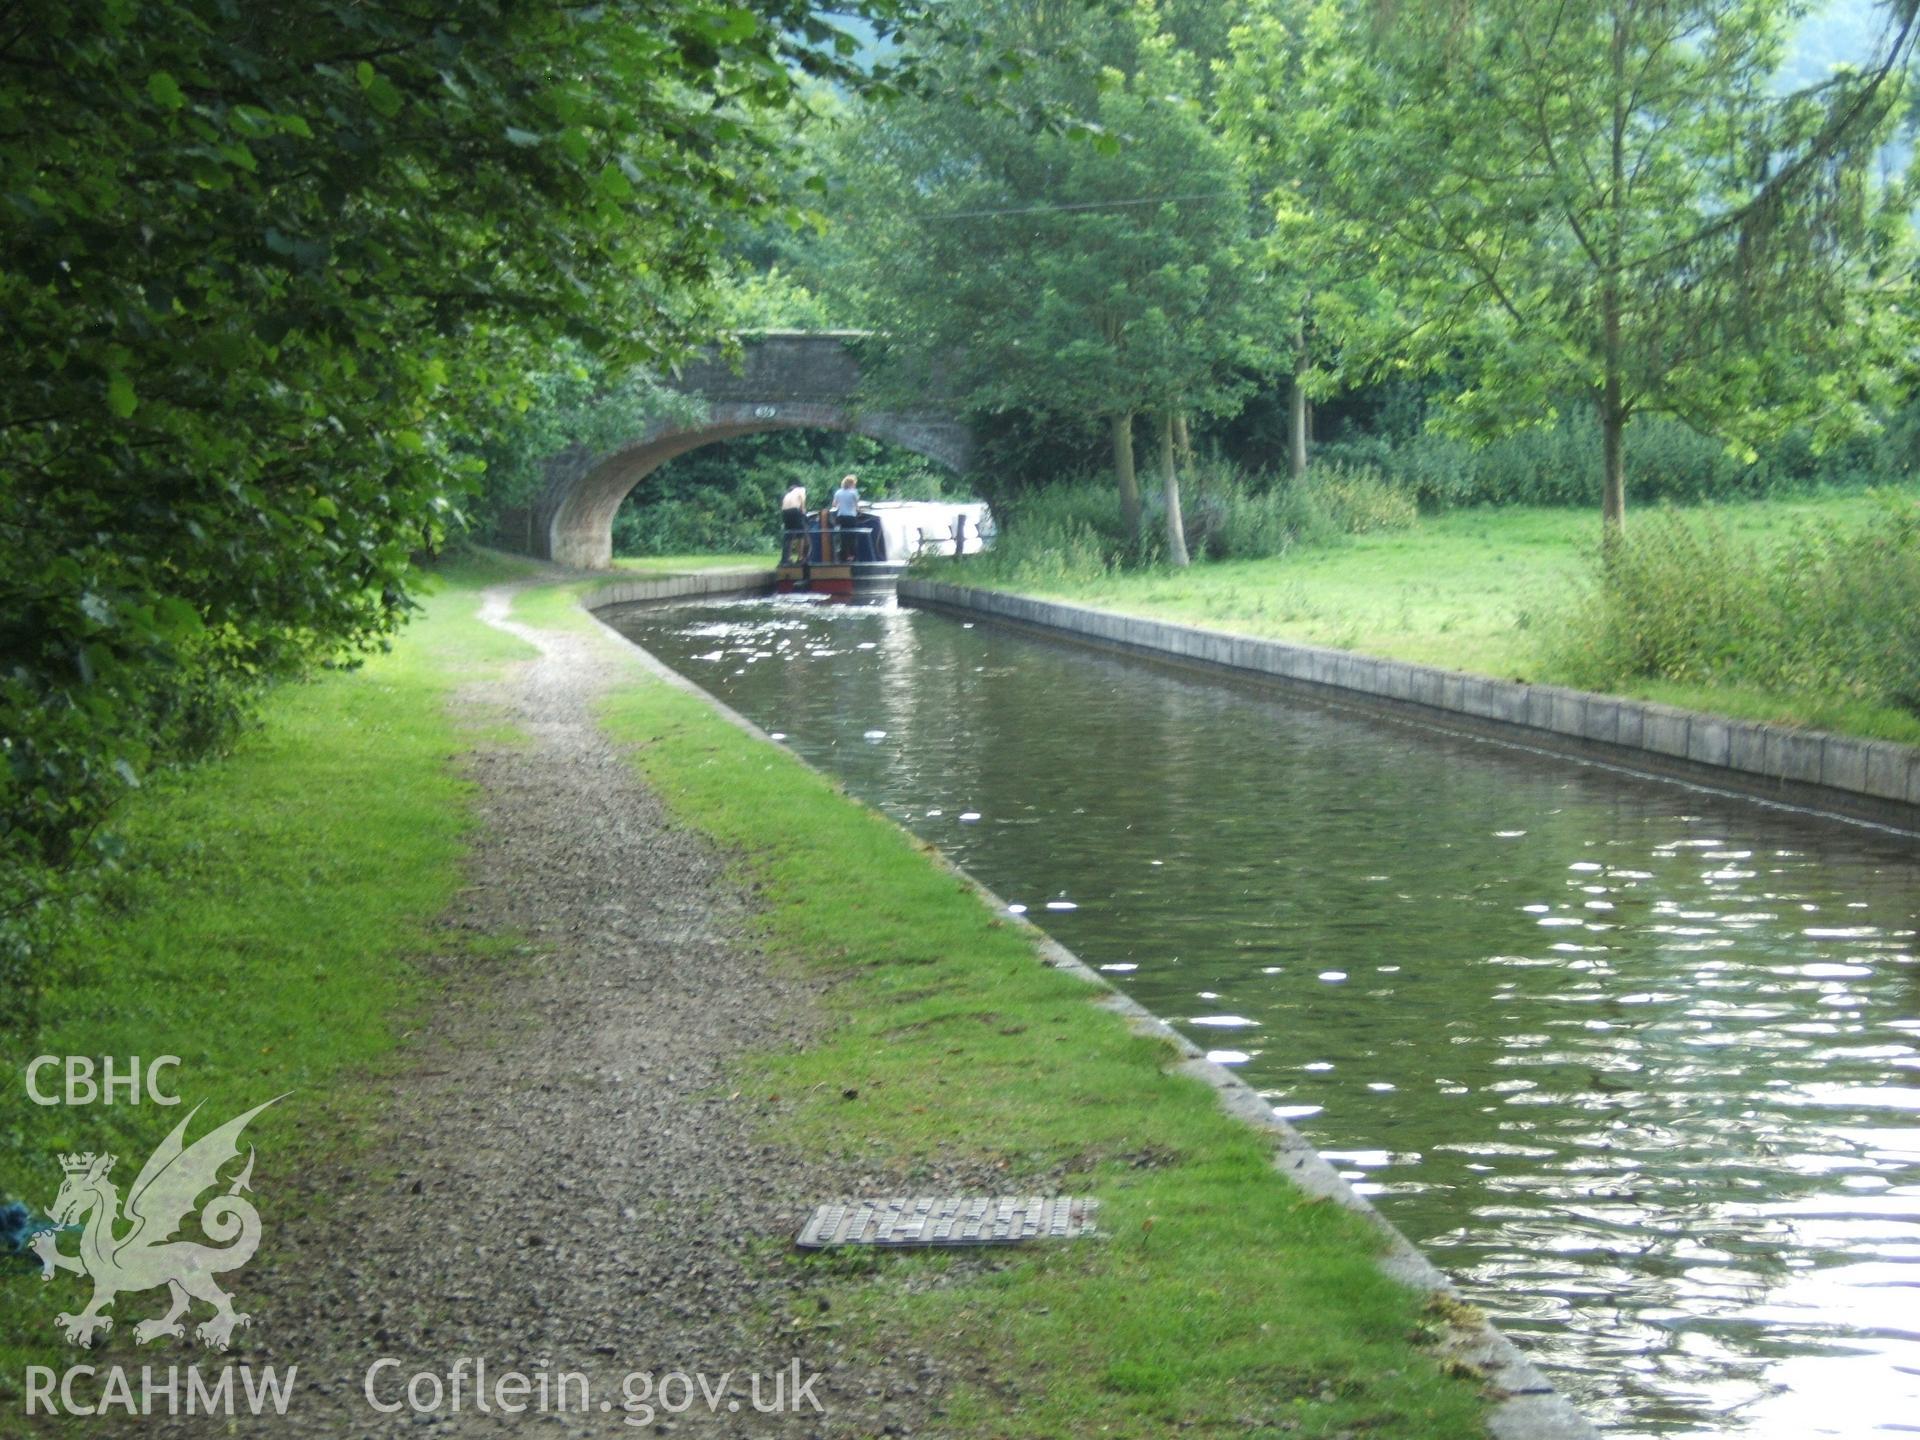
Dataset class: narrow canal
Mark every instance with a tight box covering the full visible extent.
[605,594,1920,1440]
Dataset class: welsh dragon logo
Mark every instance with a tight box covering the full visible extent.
[32,1097,282,1350]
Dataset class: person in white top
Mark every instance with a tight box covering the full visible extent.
[831,474,861,560]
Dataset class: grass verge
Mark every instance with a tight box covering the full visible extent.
[505,560,772,634]
[590,610,1495,1437]
[0,552,534,1393]
[968,494,1920,741]
[613,551,775,574]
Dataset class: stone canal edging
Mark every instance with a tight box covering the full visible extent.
[583,578,1600,1440]
[579,568,777,610]
[902,578,1920,836]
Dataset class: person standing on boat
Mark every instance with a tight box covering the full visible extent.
[831,474,861,561]
[781,481,808,532]
[780,481,808,563]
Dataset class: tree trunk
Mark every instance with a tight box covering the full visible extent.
[1173,412,1193,472]
[1600,278,1627,531]
[1111,410,1141,543]
[1159,411,1190,568]
[1602,13,1627,537]
[1289,313,1309,481]
[1600,383,1626,534]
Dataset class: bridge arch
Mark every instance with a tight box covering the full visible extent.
[532,332,972,569]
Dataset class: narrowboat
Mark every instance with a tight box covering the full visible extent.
[776,500,992,595]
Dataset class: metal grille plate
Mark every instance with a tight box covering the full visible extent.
[796,1195,1099,1249]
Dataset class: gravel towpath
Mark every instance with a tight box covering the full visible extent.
[146,586,947,1437]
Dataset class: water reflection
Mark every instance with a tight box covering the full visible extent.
[608,595,1920,1439]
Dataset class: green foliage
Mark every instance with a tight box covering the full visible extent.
[1362,417,1760,509]
[1318,405,1919,510]
[614,496,780,559]
[0,0,926,1002]
[1,564,528,1378]
[1543,494,1920,714]
[968,460,1414,583]
[464,343,701,541]
[1250,0,1918,521]
[962,475,1155,585]
[1183,461,1416,560]
[1216,3,1402,454]
[1308,374,1920,511]
[957,489,1920,730]
[1182,463,1320,560]
[711,265,840,331]
[1298,463,1421,535]
[962,412,1115,516]
[841,0,1279,550]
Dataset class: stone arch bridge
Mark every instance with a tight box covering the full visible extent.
[521,331,972,569]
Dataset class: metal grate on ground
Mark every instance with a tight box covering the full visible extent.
[796,1195,1099,1249]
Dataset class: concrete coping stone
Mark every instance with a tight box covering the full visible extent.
[1862,741,1915,802]
[581,569,777,612]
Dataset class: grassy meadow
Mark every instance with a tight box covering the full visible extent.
[969,491,1920,743]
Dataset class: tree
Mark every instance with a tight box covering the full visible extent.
[1218,6,1404,480]
[843,0,1274,561]
[1254,0,1918,529]
[460,345,707,551]
[0,0,929,1003]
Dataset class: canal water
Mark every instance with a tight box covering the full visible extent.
[605,594,1920,1439]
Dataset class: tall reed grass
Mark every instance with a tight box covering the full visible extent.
[1542,493,1920,716]
[1315,406,1916,511]
[964,460,1416,586]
